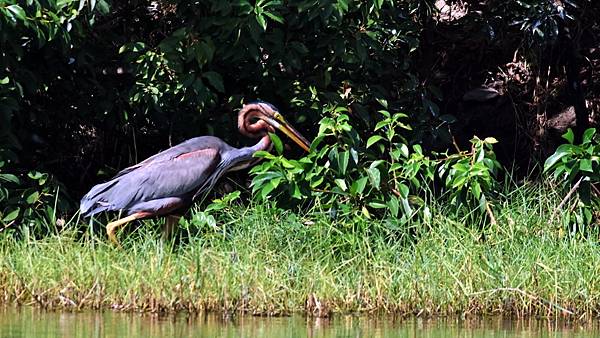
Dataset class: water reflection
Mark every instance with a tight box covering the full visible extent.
[0,307,598,338]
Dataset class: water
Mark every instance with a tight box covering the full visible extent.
[0,307,598,338]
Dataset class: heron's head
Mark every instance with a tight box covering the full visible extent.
[238,101,311,152]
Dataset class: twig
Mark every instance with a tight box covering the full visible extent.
[550,177,583,223]
[451,135,462,153]
[0,220,17,234]
[485,201,497,226]
[469,287,574,315]
[592,183,600,197]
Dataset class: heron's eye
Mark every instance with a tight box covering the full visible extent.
[274,112,284,121]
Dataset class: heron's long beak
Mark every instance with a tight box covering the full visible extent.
[266,117,311,152]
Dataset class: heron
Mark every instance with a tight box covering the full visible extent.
[80,102,311,245]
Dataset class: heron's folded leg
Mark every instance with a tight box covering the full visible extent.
[106,212,149,246]
[162,215,181,241]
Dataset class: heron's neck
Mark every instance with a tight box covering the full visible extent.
[251,134,273,153]
[227,134,272,172]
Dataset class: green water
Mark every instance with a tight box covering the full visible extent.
[1,307,598,337]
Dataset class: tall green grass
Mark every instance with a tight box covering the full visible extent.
[1,181,599,317]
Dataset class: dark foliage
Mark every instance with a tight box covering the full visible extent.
[0,0,598,229]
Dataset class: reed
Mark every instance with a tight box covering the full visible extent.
[1,181,599,318]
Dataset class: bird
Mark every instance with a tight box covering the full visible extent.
[80,102,311,245]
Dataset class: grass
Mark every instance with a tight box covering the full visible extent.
[1,181,599,318]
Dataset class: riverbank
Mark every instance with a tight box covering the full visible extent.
[1,182,599,318]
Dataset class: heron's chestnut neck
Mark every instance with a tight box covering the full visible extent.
[238,106,275,138]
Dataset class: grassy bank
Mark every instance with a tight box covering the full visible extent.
[1,182,599,318]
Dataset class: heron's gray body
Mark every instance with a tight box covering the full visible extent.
[80,135,263,218]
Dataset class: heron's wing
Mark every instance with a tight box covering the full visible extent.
[81,144,223,216]
[128,147,221,202]
[113,136,228,178]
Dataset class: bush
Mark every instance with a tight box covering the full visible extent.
[251,103,501,225]
[544,128,600,227]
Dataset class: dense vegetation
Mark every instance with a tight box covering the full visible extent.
[0,0,599,315]
[1,0,598,232]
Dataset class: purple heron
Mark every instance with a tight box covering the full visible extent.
[80,102,311,244]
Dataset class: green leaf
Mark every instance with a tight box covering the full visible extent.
[310,135,326,152]
[251,172,283,188]
[337,0,349,12]
[38,173,48,185]
[543,145,571,172]
[310,176,324,188]
[389,163,402,172]
[96,0,110,14]
[368,201,387,209]
[350,176,369,195]
[580,159,593,173]
[291,183,302,199]
[0,77,9,85]
[6,5,26,21]
[206,214,216,228]
[472,181,481,200]
[337,151,349,175]
[350,148,358,164]
[375,119,390,131]
[28,171,43,180]
[478,194,487,212]
[366,167,380,189]
[451,175,468,189]
[378,110,390,118]
[361,206,371,219]
[399,144,409,158]
[366,135,384,148]
[583,206,593,224]
[260,177,281,199]
[280,158,296,169]
[119,42,146,54]
[376,98,388,109]
[0,174,20,184]
[2,208,20,223]
[476,148,485,162]
[552,165,566,179]
[256,14,267,30]
[398,183,409,198]
[268,132,283,155]
[387,196,399,217]
[334,179,347,191]
[26,191,40,204]
[563,129,575,144]
[370,160,385,169]
[202,71,224,92]
[582,128,596,144]
[263,11,284,24]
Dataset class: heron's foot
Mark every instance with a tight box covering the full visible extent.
[105,212,150,247]
[106,222,122,247]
